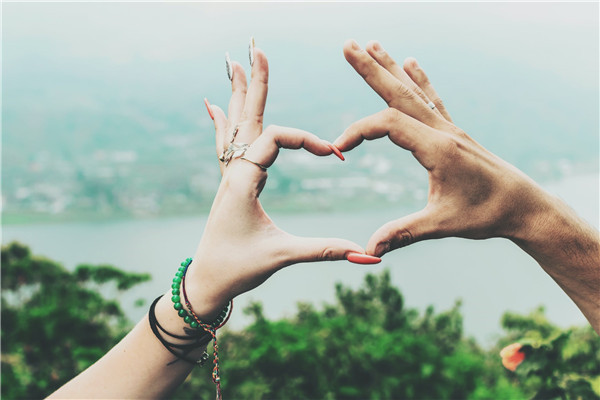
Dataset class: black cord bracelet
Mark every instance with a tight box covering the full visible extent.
[148,295,212,366]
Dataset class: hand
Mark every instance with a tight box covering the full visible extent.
[335,39,600,331]
[334,40,559,256]
[191,45,371,320]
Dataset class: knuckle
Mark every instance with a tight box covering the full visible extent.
[382,107,399,125]
[358,57,377,80]
[437,133,467,163]
[320,247,336,261]
[396,82,414,99]
[391,227,415,249]
[263,124,277,136]
[232,85,247,97]
[419,73,431,87]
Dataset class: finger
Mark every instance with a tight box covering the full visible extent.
[286,235,366,264]
[210,104,228,175]
[333,108,436,170]
[365,41,429,104]
[236,47,269,144]
[241,125,342,171]
[343,39,436,125]
[403,57,453,123]
[366,209,436,257]
[226,61,248,148]
[365,41,446,122]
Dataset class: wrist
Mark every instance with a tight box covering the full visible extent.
[507,188,588,260]
[176,258,230,325]
[500,176,557,244]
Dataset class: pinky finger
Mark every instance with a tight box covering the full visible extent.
[403,58,453,123]
[207,101,228,174]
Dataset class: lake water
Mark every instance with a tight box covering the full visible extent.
[3,173,598,346]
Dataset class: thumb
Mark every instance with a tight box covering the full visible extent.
[285,235,366,264]
[367,209,436,257]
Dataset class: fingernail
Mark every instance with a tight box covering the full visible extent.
[204,98,214,120]
[372,41,384,53]
[350,39,360,50]
[225,52,233,81]
[249,36,255,67]
[329,144,345,161]
[374,242,390,257]
[320,140,344,161]
[347,253,381,264]
[408,57,420,69]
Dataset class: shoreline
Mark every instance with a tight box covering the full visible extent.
[3,171,598,228]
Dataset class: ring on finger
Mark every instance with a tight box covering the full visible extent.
[427,101,436,110]
[240,156,267,171]
[218,142,249,166]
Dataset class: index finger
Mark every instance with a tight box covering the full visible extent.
[334,108,436,170]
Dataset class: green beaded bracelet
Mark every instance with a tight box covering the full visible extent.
[171,258,230,330]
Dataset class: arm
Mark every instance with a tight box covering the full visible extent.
[334,39,600,333]
[49,42,373,399]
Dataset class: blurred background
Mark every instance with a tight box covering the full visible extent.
[2,2,599,398]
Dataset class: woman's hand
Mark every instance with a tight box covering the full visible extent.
[334,40,600,331]
[190,44,372,320]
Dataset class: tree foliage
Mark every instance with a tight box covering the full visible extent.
[2,243,597,400]
[499,308,600,399]
[1,242,150,399]
[174,271,525,399]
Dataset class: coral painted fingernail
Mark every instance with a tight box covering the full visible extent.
[225,52,233,81]
[204,98,214,120]
[347,253,381,264]
[324,142,345,161]
[249,36,255,66]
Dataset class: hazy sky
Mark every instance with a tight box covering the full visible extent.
[4,2,599,169]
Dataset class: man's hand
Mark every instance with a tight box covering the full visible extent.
[335,39,600,332]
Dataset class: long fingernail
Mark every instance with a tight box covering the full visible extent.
[225,52,233,81]
[249,36,255,67]
[204,98,214,120]
[329,144,345,161]
[321,140,345,161]
[347,253,381,264]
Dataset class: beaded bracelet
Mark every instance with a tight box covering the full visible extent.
[172,258,232,400]
[170,258,231,330]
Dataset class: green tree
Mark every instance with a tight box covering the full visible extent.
[498,308,600,399]
[175,271,525,400]
[1,242,150,399]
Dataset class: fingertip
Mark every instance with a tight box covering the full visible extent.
[251,48,269,71]
[332,130,350,151]
[230,61,247,84]
[403,57,419,71]
[365,40,384,54]
[343,39,361,58]
[204,98,215,120]
[328,144,345,161]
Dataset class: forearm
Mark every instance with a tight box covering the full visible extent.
[511,191,600,333]
[47,292,204,399]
